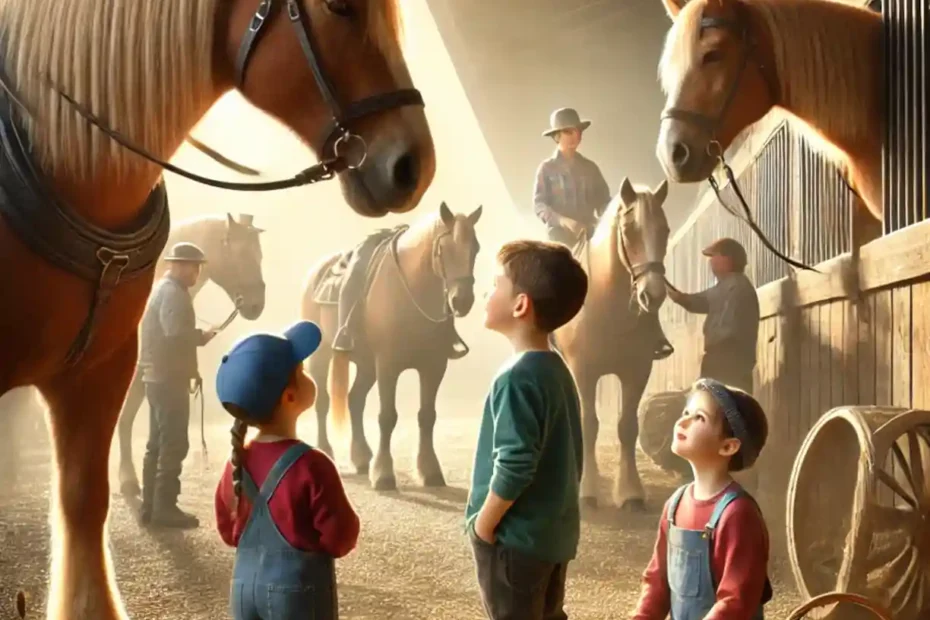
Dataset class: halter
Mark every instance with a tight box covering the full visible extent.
[214,226,263,307]
[616,204,667,302]
[659,16,817,273]
[0,0,425,193]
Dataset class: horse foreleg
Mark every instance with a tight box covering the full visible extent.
[309,350,333,458]
[39,339,137,620]
[415,360,447,487]
[577,371,600,508]
[116,366,145,496]
[614,370,648,512]
[371,361,400,491]
[348,359,375,475]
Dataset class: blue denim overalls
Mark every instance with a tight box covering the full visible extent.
[230,442,338,620]
[666,484,771,620]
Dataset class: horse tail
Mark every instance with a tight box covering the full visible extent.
[328,351,350,432]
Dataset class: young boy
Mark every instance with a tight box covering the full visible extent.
[632,378,772,620]
[466,239,588,620]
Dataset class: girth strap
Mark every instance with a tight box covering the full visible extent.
[0,90,170,366]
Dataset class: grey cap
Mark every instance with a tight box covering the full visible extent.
[703,237,747,271]
[542,107,592,137]
[164,242,207,263]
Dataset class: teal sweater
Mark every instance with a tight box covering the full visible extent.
[465,350,584,563]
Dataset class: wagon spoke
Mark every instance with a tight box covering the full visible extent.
[891,441,918,496]
[906,430,928,510]
[877,468,919,509]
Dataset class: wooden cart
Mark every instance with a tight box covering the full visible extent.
[787,406,930,619]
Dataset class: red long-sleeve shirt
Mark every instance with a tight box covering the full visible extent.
[214,439,360,558]
[631,483,769,620]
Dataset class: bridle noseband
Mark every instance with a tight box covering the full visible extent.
[235,0,425,170]
[617,206,666,294]
[658,15,817,273]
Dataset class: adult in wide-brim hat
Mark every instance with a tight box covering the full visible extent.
[163,242,207,263]
[542,107,592,138]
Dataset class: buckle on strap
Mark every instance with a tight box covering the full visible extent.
[250,0,273,31]
[96,247,131,290]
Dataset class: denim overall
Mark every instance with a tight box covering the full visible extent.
[230,443,338,620]
[666,484,770,620]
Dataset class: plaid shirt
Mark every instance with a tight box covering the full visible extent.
[533,150,611,230]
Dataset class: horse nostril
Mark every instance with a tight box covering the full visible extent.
[671,142,690,167]
[390,150,418,193]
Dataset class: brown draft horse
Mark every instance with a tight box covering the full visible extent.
[0,1,433,618]
[300,202,482,490]
[115,213,266,496]
[554,178,671,511]
[655,0,883,222]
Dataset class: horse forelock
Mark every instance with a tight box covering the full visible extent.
[658,0,706,97]
[0,0,219,178]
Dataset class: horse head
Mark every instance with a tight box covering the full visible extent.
[616,178,671,315]
[209,214,266,320]
[436,201,482,317]
[225,0,436,217]
[656,0,775,182]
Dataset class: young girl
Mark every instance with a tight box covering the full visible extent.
[632,378,772,620]
[214,321,360,620]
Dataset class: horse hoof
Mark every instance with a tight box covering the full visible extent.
[120,480,141,497]
[581,496,598,509]
[372,476,397,491]
[619,498,647,513]
[421,473,446,488]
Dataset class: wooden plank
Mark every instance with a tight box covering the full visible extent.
[798,307,811,452]
[891,286,912,408]
[807,305,820,436]
[844,298,860,405]
[829,300,846,410]
[818,302,832,418]
[912,282,930,408]
[858,295,876,406]
[873,289,893,406]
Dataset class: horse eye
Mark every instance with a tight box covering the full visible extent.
[702,50,723,65]
[324,0,354,17]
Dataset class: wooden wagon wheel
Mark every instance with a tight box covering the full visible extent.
[784,592,892,620]
[786,406,930,620]
[636,389,691,476]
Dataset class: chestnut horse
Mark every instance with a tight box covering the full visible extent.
[0,1,433,618]
[115,212,266,496]
[300,202,482,490]
[655,0,883,222]
[553,178,671,511]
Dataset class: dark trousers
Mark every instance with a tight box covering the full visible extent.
[141,379,191,512]
[700,350,754,394]
[470,534,569,620]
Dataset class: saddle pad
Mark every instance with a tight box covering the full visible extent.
[313,252,353,305]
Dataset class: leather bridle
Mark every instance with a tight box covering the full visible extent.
[658,15,816,272]
[0,0,426,193]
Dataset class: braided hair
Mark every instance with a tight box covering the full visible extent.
[228,415,249,511]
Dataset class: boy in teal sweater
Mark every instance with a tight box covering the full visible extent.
[466,240,588,620]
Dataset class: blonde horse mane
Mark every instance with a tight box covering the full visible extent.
[659,0,881,164]
[0,0,405,179]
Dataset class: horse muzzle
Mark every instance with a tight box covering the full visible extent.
[657,116,718,184]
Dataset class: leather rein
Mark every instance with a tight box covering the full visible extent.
[0,0,425,192]
[659,15,817,273]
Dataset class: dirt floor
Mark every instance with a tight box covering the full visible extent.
[0,407,806,620]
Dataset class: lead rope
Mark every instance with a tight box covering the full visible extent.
[191,376,207,468]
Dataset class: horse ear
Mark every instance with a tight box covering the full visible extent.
[439,201,455,228]
[662,0,687,19]
[467,205,483,226]
[653,179,669,204]
[619,178,637,206]
[226,213,235,228]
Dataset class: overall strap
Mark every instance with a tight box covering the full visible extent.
[704,488,746,537]
[259,442,312,501]
[239,467,261,503]
[667,484,690,526]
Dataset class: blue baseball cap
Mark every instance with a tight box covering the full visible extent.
[216,321,323,423]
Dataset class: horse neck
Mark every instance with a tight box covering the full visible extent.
[752,0,884,213]
[587,223,634,308]
[394,221,445,312]
[2,0,224,230]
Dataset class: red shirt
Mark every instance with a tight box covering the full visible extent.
[214,439,360,558]
[631,483,770,620]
